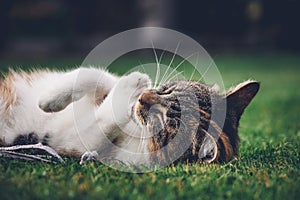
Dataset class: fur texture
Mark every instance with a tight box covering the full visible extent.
[0,67,259,165]
[135,80,259,163]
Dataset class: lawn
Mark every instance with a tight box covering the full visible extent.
[0,52,299,200]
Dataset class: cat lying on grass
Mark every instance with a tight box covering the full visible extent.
[0,67,259,166]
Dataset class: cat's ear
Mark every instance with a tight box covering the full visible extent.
[198,133,218,163]
[226,80,260,117]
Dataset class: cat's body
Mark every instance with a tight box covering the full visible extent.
[0,67,259,165]
[0,68,151,164]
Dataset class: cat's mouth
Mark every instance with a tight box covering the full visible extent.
[135,102,167,139]
[134,102,150,125]
[134,90,166,128]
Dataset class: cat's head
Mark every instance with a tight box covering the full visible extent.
[134,80,259,164]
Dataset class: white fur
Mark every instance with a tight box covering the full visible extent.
[0,67,151,164]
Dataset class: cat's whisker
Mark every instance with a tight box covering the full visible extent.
[142,135,147,153]
[197,56,216,83]
[137,127,145,153]
[151,41,161,88]
[189,53,199,81]
[122,135,136,150]
[162,52,198,84]
[154,48,168,88]
[127,123,148,154]
[158,48,167,64]
[159,41,181,88]
[120,123,140,151]
[160,62,178,85]
[138,60,147,74]
[140,128,148,153]
[137,137,142,153]
[165,70,184,83]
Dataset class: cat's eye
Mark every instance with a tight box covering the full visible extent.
[157,85,176,95]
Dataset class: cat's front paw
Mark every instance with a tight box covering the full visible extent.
[111,72,151,123]
[116,72,151,102]
[124,72,151,97]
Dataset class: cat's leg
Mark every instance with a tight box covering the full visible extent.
[80,72,151,164]
[39,67,118,112]
[97,71,151,126]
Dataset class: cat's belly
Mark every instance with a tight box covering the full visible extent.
[0,99,50,145]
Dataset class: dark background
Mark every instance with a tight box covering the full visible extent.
[0,0,299,60]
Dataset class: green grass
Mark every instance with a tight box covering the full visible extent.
[0,52,299,200]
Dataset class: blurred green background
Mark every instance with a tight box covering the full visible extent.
[0,1,299,200]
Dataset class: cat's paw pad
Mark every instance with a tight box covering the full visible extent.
[79,151,99,165]
[39,92,72,112]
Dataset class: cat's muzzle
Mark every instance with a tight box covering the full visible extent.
[135,90,159,125]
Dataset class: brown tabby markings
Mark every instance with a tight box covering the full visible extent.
[191,107,234,161]
[148,137,159,152]
[0,70,50,116]
[136,80,259,164]
[0,72,17,114]
[218,132,233,161]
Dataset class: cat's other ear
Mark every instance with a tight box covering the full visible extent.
[198,133,218,163]
[226,80,260,117]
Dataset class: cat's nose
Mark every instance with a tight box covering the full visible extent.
[139,90,158,106]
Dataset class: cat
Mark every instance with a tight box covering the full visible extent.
[0,67,259,166]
